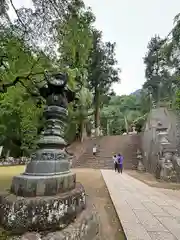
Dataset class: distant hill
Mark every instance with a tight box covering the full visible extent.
[130,89,141,96]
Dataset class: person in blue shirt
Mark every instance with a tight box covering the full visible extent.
[117,153,124,174]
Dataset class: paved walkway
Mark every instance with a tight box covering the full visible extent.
[101,170,180,240]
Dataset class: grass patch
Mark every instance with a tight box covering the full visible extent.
[0,166,25,191]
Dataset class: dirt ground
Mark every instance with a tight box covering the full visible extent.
[75,168,125,240]
[0,166,125,240]
[127,170,180,190]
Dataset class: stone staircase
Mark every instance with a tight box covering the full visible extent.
[72,135,141,169]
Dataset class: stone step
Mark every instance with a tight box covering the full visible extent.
[73,162,133,168]
[72,135,141,170]
[73,165,133,169]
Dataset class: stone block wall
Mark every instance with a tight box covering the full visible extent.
[141,107,177,175]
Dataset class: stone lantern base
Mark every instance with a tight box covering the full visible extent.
[0,183,86,234]
[10,172,76,197]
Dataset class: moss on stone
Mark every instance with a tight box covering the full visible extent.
[0,227,10,240]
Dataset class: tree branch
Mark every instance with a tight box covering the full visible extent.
[0,71,44,95]
[0,55,47,96]
[0,75,37,95]
[0,55,8,70]
[9,0,27,32]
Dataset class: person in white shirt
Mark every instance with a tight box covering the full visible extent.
[113,154,118,172]
[93,144,97,156]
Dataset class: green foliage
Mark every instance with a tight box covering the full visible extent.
[66,87,93,141]
[176,89,180,110]
[58,0,95,92]
[133,114,148,132]
[143,12,180,109]
[0,86,43,156]
[88,30,120,93]
[143,35,173,102]
[100,93,147,135]
[0,29,51,156]
[56,1,95,140]
[87,30,120,132]
[0,0,122,155]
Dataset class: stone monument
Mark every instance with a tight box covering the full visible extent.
[0,72,98,238]
[137,150,145,172]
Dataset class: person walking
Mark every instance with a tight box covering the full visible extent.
[113,154,118,172]
[117,153,124,174]
[93,144,97,156]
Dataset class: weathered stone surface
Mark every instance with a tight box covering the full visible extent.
[8,200,99,240]
[141,107,180,181]
[11,172,76,197]
[0,183,85,234]
[42,201,99,240]
[21,232,41,240]
[137,160,145,172]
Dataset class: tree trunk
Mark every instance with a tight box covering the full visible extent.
[5,149,10,161]
[0,146,3,157]
[79,121,87,142]
[124,115,129,133]
[107,119,110,135]
[94,89,100,137]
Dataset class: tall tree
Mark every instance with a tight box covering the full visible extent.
[88,30,120,136]
[57,0,94,90]
[57,0,95,140]
[143,13,180,107]
[143,35,171,102]
[0,0,9,20]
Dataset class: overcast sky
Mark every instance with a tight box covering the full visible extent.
[9,0,180,95]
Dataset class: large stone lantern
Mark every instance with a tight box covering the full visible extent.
[11,72,76,197]
[0,72,88,235]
